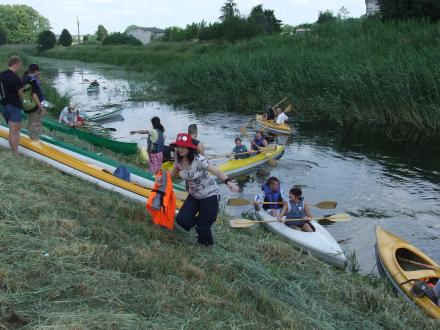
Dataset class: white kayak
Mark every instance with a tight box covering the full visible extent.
[83,107,122,122]
[256,210,347,269]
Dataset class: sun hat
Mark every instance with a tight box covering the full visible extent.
[68,102,78,113]
[170,133,197,149]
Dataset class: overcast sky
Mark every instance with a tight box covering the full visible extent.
[2,0,366,35]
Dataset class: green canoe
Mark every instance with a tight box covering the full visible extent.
[42,117,138,155]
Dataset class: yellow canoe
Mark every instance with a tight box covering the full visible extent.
[0,126,186,206]
[256,114,293,134]
[375,226,440,319]
[161,145,284,180]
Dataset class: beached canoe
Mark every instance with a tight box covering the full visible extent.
[34,131,185,192]
[83,107,123,122]
[255,210,347,269]
[42,117,138,155]
[87,85,99,93]
[160,145,285,181]
[256,114,293,135]
[0,126,185,206]
[375,226,440,319]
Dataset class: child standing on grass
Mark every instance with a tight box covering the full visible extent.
[130,116,165,174]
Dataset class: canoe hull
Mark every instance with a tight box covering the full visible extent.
[256,210,346,269]
[256,115,293,135]
[42,117,138,155]
[375,226,440,319]
[84,108,123,122]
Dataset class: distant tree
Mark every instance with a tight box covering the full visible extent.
[0,4,50,43]
[58,28,72,46]
[337,6,350,20]
[0,25,8,45]
[378,0,440,22]
[317,10,337,24]
[124,25,138,33]
[37,30,56,50]
[248,5,282,35]
[102,32,142,46]
[220,0,239,22]
[83,35,89,41]
[96,24,108,42]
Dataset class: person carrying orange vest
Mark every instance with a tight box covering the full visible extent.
[146,170,176,230]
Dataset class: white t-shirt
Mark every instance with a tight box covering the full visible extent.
[276,112,288,124]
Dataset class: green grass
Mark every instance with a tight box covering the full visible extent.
[0,149,439,329]
[43,19,440,134]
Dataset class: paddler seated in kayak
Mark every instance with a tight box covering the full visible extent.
[275,107,288,125]
[251,131,269,154]
[264,106,275,121]
[89,80,100,87]
[277,187,314,232]
[188,123,205,155]
[130,116,166,174]
[411,279,440,307]
[253,177,288,217]
[227,137,250,159]
[58,102,83,127]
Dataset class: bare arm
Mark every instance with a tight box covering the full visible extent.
[130,129,150,135]
[197,143,205,156]
[304,203,312,219]
[207,164,239,192]
[31,93,43,110]
[277,202,289,220]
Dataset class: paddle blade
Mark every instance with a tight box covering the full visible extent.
[313,201,337,209]
[229,218,259,228]
[325,213,351,222]
[239,126,248,135]
[284,105,292,113]
[227,198,252,206]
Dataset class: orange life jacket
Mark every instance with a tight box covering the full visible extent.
[146,170,176,230]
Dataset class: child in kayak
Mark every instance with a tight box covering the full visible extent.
[227,137,250,159]
[188,124,205,155]
[251,131,269,154]
[275,107,288,125]
[277,187,314,232]
[253,177,288,216]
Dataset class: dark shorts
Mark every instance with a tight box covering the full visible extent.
[2,104,22,124]
[286,220,307,228]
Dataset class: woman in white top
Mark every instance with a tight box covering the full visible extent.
[169,133,239,246]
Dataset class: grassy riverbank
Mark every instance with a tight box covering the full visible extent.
[0,150,439,329]
[43,19,440,134]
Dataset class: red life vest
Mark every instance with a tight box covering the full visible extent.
[146,170,176,230]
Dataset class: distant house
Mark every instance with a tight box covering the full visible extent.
[365,0,380,16]
[125,26,165,44]
[295,28,311,36]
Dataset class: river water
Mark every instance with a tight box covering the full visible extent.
[39,58,440,273]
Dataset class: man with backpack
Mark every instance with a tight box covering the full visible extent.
[0,56,23,156]
[22,63,45,141]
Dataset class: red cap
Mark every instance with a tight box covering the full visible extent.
[170,133,197,149]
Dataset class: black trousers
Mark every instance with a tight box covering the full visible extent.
[176,194,219,246]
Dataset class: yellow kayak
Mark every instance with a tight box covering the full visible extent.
[0,126,186,206]
[375,226,440,319]
[256,114,293,135]
[161,145,284,180]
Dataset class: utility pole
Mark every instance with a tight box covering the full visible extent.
[77,16,80,43]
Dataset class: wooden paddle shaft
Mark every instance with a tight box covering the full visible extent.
[272,97,288,109]
[397,257,440,271]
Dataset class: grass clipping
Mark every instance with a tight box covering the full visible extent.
[0,149,438,329]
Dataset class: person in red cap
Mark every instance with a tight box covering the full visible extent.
[169,132,239,246]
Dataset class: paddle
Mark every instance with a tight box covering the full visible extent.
[229,213,351,228]
[208,145,277,160]
[397,257,440,271]
[227,198,337,209]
